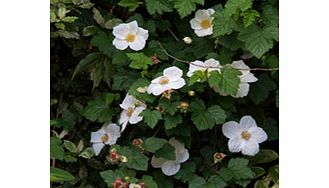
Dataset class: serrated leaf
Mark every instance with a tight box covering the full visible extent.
[164,114,182,130]
[145,0,173,15]
[90,31,113,55]
[191,110,215,131]
[143,137,167,153]
[141,109,162,129]
[57,109,76,130]
[154,143,176,160]
[228,158,254,180]
[208,68,241,96]
[118,0,139,11]
[117,146,149,171]
[249,74,276,104]
[50,167,75,182]
[159,99,178,115]
[189,70,207,86]
[241,9,260,27]
[79,147,94,159]
[126,53,153,70]
[207,105,226,124]
[175,162,196,183]
[224,0,252,17]
[80,93,120,122]
[247,149,279,165]
[51,137,64,160]
[100,169,136,187]
[142,175,159,188]
[92,8,104,26]
[72,53,103,79]
[174,0,204,18]
[63,140,78,153]
[213,5,239,37]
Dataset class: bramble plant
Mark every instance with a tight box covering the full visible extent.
[50,0,278,187]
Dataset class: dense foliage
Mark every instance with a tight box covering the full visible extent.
[50,0,278,187]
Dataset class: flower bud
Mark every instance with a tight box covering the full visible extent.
[132,138,143,147]
[136,86,148,93]
[120,155,128,163]
[178,101,189,112]
[112,178,127,188]
[151,55,161,64]
[139,182,146,188]
[188,90,195,96]
[124,176,130,181]
[108,149,120,163]
[183,37,192,44]
[213,152,226,163]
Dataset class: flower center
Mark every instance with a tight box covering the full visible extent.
[241,131,251,140]
[200,19,212,29]
[125,33,136,42]
[127,107,134,117]
[101,134,109,143]
[159,77,169,85]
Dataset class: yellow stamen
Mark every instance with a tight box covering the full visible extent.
[159,77,169,85]
[127,107,134,117]
[101,134,109,143]
[241,131,251,140]
[200,19,212,29]
[125,33,136,42]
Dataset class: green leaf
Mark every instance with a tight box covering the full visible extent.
[174,0,204,18]
[238,24,277,58]
[208,68,241,96]
[249,74,276,104]
[191,110,215,131]
[142,175,159,188]
[50,167,75,182]
[57,109,76,130]
[254,180,268,188]
[143,137,167,153]
[159,99,178,115]
[175,162,196,183]
[104,18,122,30]
[126,52,153,70]
[79,147,94,159]
[241,9,260,27]
[189,70,207,86]
[224,0,252,17]
[117,146,149,171]
[112,51,129,65]
[80,93,120,122]
[247,149,279,165]
[51,137,64,160]
[72,53,103,79]
[90,31,113,55]
[82,26,99,37]
[154,143,176,160]
[63,140,78,153]
[207,175,227,188]
[145,0,173,15]
[269,165,279,184]
[92,8,104,26]
[164,114,183,130]
[141,109,162,129]
[128,78,156,103]
[207,105,226,124]
[188,176,206,188]
[213,5,239,37]
[118,0,140,11]
[112,72,138,91]
[262,118,278,141]
[251,167,266,178]
[227,158,254,180]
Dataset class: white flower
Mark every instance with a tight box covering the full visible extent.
[119,94,146,132]
[129,183,141,188]
[112,20,149,51]
[90,123,121,156]
[147,66,186,96]
[231,60,258,98]
[187,58,221,79]
[222,115,268,156]
[151,138,189,176]
[189,9,215,37]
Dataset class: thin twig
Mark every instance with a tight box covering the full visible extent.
[167,27,179,41]
[157,42,279,72]
[55,92,64,118]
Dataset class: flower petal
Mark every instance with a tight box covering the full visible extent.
[128,20,139,33]
[167,78,186,90]
[163,66,183,80]
[176,148,189,163]
[249,127,268,143]
[228,137,244,153]
[137,27,149,40]
[119,110,129,124]
[147,83,170,96]
[222,121,242,139]
[113,23,130,39]
[105,123,121,145]
[194,27,213,37]
[240,115,257,130]
[90,129,105,143]
[92,143,105,156]
[187,60,206,77]
[119,95,136,110]
[113,38,129,50]
[120,121,128,133]
[189,18,201,30]
[129,36,146,51]
[241,73,258,83]
[195,9,211,21]
[207,8,215,15]
[241,140,259,156]
[151,156,166,168]
[235,83,250,98]
[161,161,180,176]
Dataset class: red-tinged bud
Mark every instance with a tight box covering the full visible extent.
[132,138,143,146]
[151,55,161,65]
[108,149,120,163]
[139,182,146,188]
[112,178,128,188]
[213,152,226,163]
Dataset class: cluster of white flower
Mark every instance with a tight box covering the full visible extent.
[89,8,268,176]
